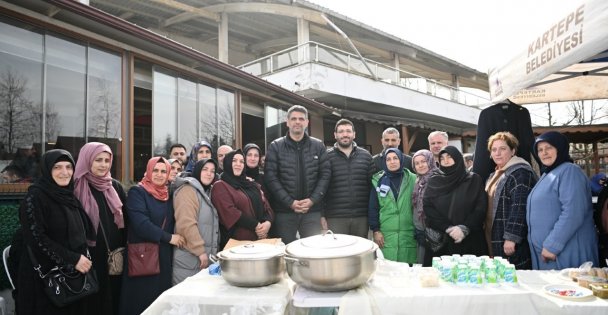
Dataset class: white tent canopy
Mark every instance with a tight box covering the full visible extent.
[489,0,608,104]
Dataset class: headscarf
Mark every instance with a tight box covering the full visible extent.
[139,157,171,201]
[191,158,218,192]
[185,140,213,172]
[378,148,405,197]
[425,146,468,198]
[74,142,124,242]
[411,149,438,222]
[533,131,573,174]
[30,149,94,248]
[220,150,265,220]
[243,143,261,181]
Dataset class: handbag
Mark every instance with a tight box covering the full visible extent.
[127,216,166,277]
[98,219,125,276]
[424,192,457,252]
[27,246,99,307]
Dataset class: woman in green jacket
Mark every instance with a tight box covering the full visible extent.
[369,148,417,263]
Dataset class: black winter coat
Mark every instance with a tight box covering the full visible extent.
[324,143,373,218]
[472,102,537,182]
[264,133,330,213]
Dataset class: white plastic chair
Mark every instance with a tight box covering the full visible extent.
[2,246,14,290]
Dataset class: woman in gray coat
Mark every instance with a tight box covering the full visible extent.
[172,158,220,284]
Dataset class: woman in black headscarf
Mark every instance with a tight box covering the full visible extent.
[423,146,487,260]
[211,149,273,242]
[172,158,220,284]
[17,149,95,315]
[243,143,264,185]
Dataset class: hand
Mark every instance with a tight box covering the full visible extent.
[255,221,271,239]
[75,255,92,274]
[291,200,303,213]
[541,248,557,262]
[299,198,314,212]
[170,234,186,248]
[446,226,464,243]
[373,231,384,248]
[503,240,516,256]
[320,217,328,231]
[198,253,209,269]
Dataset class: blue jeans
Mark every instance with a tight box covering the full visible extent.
[273,212,322,244]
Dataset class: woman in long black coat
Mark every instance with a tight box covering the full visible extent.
[17,149,95,315]
[423,146,488,261]
[74,142,127,315]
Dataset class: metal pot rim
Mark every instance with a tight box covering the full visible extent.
[285,231,377,258]
[218,243,285,260]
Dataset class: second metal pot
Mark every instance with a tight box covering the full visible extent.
[214,243,285,287]
[284,231,378,291]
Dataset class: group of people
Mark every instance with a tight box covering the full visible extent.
[10,104,601,315]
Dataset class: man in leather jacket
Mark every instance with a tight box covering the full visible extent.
[264,105,330,244]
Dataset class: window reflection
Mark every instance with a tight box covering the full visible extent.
[199,83,217,148]
[217,88,235,148]
[153,69,177,156]
[178,78,197,148]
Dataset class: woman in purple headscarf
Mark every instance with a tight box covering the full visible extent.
[74,142,127,315]
[411,149,437,265]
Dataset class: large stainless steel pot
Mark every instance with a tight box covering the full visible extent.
[214,243,285,287]
[284,231,378,291]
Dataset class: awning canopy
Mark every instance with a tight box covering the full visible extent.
[489,0,608,104]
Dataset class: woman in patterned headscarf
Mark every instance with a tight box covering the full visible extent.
[411,149,437,265]
[119,157,185,315]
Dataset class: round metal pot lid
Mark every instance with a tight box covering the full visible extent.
[218,243,284,260]
[285,231,375,258]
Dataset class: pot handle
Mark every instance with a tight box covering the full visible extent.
[209,253,219,264]
[322,229,338,240]
[284,256,309,267]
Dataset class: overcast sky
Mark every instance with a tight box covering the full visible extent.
[306,0,608,126]
[306,0,584,73]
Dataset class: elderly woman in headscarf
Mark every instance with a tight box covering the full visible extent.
[172,158,220,285]
[485,132,536,269]
[423,146,487,258]
[74,142,126,315]
[167,158,183,184]
[243,143,264,185]
[211,149,273,242]
[119,157,185,315]
[369,148,417,263]
[411,149,438,265]
[17,149,95,315]
[527,131,598,270]
[184,140,213,173]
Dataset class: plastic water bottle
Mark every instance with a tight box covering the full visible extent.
[503,264,517,284]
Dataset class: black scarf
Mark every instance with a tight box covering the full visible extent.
[425,146,468,198]
[192,158,218,192]
[220,150,264,221]
[30,149,93,249]
[243,143,261,182]
[533,131,574,174]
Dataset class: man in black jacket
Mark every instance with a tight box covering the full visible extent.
[371,127,413,174]
[322,119,373,238]
[264,105,330,244]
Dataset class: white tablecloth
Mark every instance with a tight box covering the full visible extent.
[142,271,292,315]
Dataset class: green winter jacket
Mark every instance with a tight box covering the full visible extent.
[371,169,417,263]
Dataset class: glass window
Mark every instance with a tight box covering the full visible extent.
[199,83,217,147]
[0,20,44,183]
[45,35,86,154]
[152,69,177,156]
[178,77,197,148]
[265,105,287,150]
[217,88,235,147]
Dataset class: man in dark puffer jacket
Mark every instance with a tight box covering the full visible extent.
[264,105,330,244]
[322,119,373,238]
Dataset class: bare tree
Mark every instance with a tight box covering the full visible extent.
[566,100,608,175]
[88,76,120,138]
[0,68,37,153]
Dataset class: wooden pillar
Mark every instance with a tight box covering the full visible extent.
[594,142,600,174]
[401,125,409,154]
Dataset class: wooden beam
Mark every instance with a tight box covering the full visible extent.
[594,142,600,174]
[401,125,410,154]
